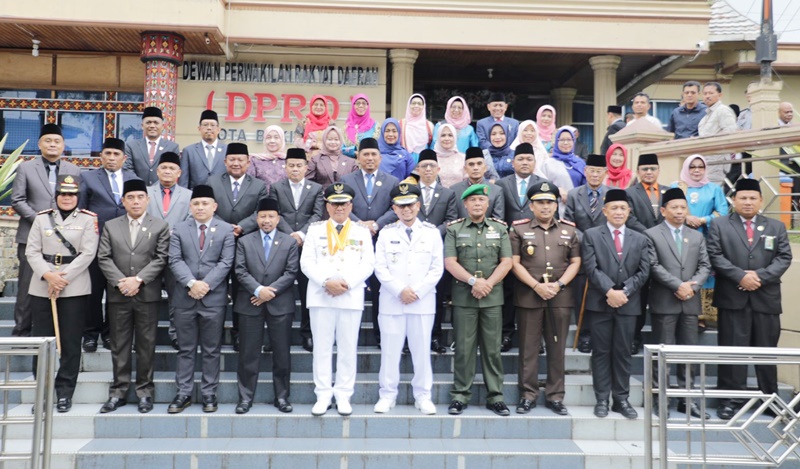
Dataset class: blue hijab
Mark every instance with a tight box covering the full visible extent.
[378,118,414,180]
[487,122,514,178]
[551,128,586,187]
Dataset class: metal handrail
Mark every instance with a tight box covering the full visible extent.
[0,338,56,468]
[644,344,800,468]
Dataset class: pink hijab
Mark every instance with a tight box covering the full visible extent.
[444,96,472,130]
[681,154,710,188]
[251,125,286,161]
[345,93,376,143]
[536,105,557,143]
[402,93,430,154]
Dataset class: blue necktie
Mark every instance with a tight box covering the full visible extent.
[519,179,527,207]
[233,181,240,203]
[110,172,121,205]
[263,233,271,262]
[366,173,374,198]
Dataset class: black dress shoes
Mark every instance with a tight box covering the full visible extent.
[631,339,642,356]
[448,400,467,415]
[430,339,447,354]
[539,342,546,355]
[56,397,72,413]
[577,338,591,354]
[233,336,240,352]
[516,399,536,414]
[486,401,510,416]
[500,336,513,352]
[546,400,568,416]
[100,397,127,413]
[274,398,293,413]
[82,339,98,353]
[235,400,252,414]
[302,337,313,352]
[138,397,154,413]
[677,400,708,419]
[202,395,218,413]
[594,400,609,418]
[168,394,191,414]
[102,337,112,350]
[612,399,638,419]
[171,338,179,351]
[653,401,671,418]
[717,404,737,420]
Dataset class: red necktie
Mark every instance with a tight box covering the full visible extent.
[162,188,171,215]
[745,220,754,245]
[148,141,156,165]
[199,224,207,251]
[614,229,623,260]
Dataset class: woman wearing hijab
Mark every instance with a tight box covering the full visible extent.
[343,93,380,157]
[486,122,514,178]
[673,154,728,330]
[550,127,586,188]
[306,126,358,189]
[399,94,434,163]
[536,105,557,153]
[247,125,288,192]
[511,119,549,167]
[294,95,335,158]
[431,96,479,153]
[604,143,633,189]
[511,120,572,200]
[378,118,415,180]
[433,123,465,188]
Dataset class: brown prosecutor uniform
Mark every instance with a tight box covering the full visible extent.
[510,218,579,402]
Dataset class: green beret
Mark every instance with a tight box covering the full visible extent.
[461,184,490,200]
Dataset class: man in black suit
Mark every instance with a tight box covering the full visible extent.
[78,137,140,352]
[626,153,664,354]
[450,147,505,220]
[415,149,458,353]
[582,189,650,420]
[207,143,269,350]
[600,106,626,155]
[708,179,792,420]
[123,107,180,186]
[494,143,548,351]
[233,198,300,414]
[341,137,399,347]
[268,148,324,352]
[179,109,228,189]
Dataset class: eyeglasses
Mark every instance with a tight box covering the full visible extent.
[639,166,659,172]
[353,101,368,107]
[689,165,705,170]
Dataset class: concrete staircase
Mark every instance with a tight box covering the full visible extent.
[0,279,796,469]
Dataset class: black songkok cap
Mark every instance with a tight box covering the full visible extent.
[734,178,761,193]
[661,187,686,207]
[586,154,606,167]
[40,124,62,138]
[359,137,380,151]
[465,147,484,161]
[488,92,506,103]
[122,179,147,195]
[191,184,215,200]
[226,142,249,156]
[142,106,163,120]
[286,148,306,160]
[418,149,437,163]
[638,153,659,167]
[103,138,125,152]
[604,189,629,205]
[607,105,623,114]
[514,143,534,156]
[199,110,218,123]
[257,198,280,213]
[158,151,181,167]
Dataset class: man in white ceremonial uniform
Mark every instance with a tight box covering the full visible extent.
[300,183,375,416]
[373,180,443,415]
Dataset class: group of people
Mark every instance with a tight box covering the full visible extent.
[10,87,792,422]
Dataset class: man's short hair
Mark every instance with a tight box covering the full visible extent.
[633,92,651,103]
[682,81,701,91]
[703,81,723,93]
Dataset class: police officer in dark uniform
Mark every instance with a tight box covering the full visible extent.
[509,181,580,415]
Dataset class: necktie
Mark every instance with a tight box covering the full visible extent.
[233,181,240,203]
[613,229,623,260]
[406,227,413,241]
[263,233,272,261]
[206,144,214,169]
[674,228,682,256]
[519,179,528,207]
[130,219,138,245]
[163,188,171,215]
[589,190,598,213]
[148,141,157,165]
[292,183,302,208]
[199,224,207,251]
[110,172,120,205]
[366,173,374,198]
[648,185,659,217]
[745,220,754,245]
[423,186,432,211]
[336,224,343,234]
[48,163,57,193]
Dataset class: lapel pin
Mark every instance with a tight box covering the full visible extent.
[141,227,147,232]
[210,227,216,233]
[434,193,439,198]
[159,147,164,151]
[376,181,382,187]
[757,226,764,231]
[684,238,688,243]
[274,241,279,245]
[306,185,311,190]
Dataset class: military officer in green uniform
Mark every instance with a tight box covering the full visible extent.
[444,184,513,416]
[509,181,580,415]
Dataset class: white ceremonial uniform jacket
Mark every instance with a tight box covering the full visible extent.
[374,219,443,315]
[300,219,375,311]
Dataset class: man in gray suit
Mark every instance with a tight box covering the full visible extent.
[179,109,228,189]
[146,152,192,349]
[123,106,180,186]
[97,179,170,414]
[341,137,399,346]
[10,123,82,337]
[268,148,324,352]
[207,142,268,350]
[708,179,792,420]
[167,185,236,414]
[582,189,650,420]
[78,137,139,352]
[645,188,711,419]
[450,147,505,220]
[234,198,300,414]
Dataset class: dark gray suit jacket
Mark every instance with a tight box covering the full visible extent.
[268,178,324,235]
[416,183,458,236]
[207,173,268,236]
[78,168,139,232]
[707,214,792,314]
[178,141,228,189]
[123,137,181,186]
[168,218,236,308]
[626,183,665,232]
[495,173,547,226]
[449,179,505,220]
[564,184,641,237]
[341,169,399,229]
[97,213,170,303]
[233,230,299,316]
[146,183,192,228]
[11,157,82,243]
[582,224,651,315]
[645,223,710,315]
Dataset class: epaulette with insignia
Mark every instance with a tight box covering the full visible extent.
[447,218,464,226]
[512,219,530,226]
[421,221,436,229]
[310,220,325,226]
[559,219,575,227]
[80,209,98,217]
[489,217,507,226]
[37,208,54,215]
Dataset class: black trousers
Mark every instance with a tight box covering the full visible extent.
[571,273,591,342]
[369,274,381,342]
[83,258,110,342]
[431,272,452,343]
[108,299,158,399]
[590,311,636,402]
[31,295,87,399]
[238,312,292,402]
[633,279,651,344]
[12,244,33,337]
[717,305,780,406]
[297,271,311,340]
[502,276,517,338]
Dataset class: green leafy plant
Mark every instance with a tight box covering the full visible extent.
[0,134,28,200]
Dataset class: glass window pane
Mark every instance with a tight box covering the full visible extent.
[118,113,142,143]
[572,102,594,123]
[0,90,50,99]
[56,91,104,101]
[654,101,679,128]
[1,110,43,154]
[117,93,144,102]
[59,112,103,156]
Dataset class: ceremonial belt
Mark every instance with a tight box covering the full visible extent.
[43,254,77,265]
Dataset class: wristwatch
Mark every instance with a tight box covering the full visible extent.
[135,276,143,284]
[468,276,477,286]
[187,279,196,289]
[557,280,566,291]
[371,222,379,232]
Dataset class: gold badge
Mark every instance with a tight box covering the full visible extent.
[399,184,409,195]
[488,225,495,232]
[45,229,53,237]
[64,175,75,184]
[483,186,489,195]
[334,183,344,194]
[527,245,534,255]
[541,182,550,192]
[561,230,568,235]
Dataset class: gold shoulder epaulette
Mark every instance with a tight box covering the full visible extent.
[447,218,464,226]
[512,219,530,226]
[79,209,98,217]
[421,221,436,229]
[37,208,54,215]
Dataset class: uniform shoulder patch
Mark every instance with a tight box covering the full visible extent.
[421,221,437,229]
[37,208,54,215]
[512,218,530,226]
[559,219,575,227]
[447,218,464,226]
[79,209,98,217]
[310,220,326,226]
[489,217,507,226]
